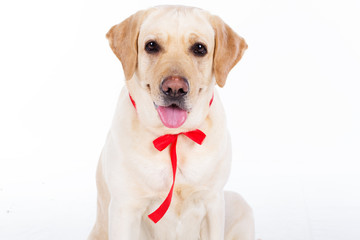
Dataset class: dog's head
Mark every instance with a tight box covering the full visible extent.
[107,6,247,130]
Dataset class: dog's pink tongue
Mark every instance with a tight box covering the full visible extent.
[157,106,187,128]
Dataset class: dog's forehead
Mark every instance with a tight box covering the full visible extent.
[139,7,214,43]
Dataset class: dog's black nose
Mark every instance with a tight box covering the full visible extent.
[161,76,189,98]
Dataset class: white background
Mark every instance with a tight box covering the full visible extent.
[1,0,359,239]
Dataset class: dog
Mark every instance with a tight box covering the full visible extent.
[88,5,254,240]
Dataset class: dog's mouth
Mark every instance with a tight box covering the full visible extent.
[154,103,188,128]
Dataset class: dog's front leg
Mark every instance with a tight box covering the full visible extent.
[206,192,226,240]
[108,200,142,240]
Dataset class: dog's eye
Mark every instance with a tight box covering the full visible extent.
[191,43,207,57]
[145,41,160,54]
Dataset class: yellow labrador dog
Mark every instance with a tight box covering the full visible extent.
[88,5,254,240]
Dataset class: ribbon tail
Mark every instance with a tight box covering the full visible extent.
[148,183,175,223]
[148,136,178,223]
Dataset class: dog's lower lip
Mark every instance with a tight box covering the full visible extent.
[153,102,186,111]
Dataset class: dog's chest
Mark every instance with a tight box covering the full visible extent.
[143,185,207,240]
[140,140,219,194]
[139,144,218,239]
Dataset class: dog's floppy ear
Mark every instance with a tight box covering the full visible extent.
[211,16,248,87]
[106,10,146,80]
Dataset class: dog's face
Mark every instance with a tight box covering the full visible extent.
[107,6,247,130]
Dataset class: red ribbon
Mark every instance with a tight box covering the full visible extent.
[129,94,136,109]
[149,130,206,223]
[209,92,214,106]
[128,92,212,223]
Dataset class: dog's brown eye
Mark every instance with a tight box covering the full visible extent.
[191,43,207,57]
[145,41,160,54]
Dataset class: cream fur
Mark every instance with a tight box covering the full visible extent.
[88,5,254,240]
